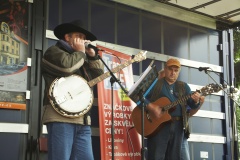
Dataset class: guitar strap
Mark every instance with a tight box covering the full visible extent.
[82,66,91,81]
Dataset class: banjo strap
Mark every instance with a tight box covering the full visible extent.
[82,66,92,124]
[82,66,91,81]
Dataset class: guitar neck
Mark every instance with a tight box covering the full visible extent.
[163,94,192,111]
[162,83,221,111]
[88,58,136,87]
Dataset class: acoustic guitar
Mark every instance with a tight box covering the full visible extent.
[131,83,223,137]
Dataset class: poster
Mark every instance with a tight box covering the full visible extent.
[0,0,28,110]
[97,46,142,160]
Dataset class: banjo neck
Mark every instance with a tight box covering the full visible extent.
[88,51,147,87]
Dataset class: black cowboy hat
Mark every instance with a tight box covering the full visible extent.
[54,20,97,41]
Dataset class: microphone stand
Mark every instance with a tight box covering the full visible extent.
[202,69,240,160]
[203,69,239,106]
[95,50,128,160]
[138,91,148,160]
[128,63,158,160]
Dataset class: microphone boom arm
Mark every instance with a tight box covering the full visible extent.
[202,70,240,106]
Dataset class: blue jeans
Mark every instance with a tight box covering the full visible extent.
[46,122,94,160]
[181,136,190,160]
[147,120,184,160]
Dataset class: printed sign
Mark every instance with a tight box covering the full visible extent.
[97,46,141,160]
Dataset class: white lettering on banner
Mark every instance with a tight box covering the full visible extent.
[113,112,131,119]
[114,152,127,156]
[108,152,140,157]
[107,145,118,150]
[108,152,129,157]
[105,128,124,134]
[107,138,124,143]
[103,103,132,112]
[103,112,132,119]
[114,104,132,111]
[104,103,110,110]
[104,120,134,127]
[128,152,141,156]
[104,111,111,117]
[105,120,111,125]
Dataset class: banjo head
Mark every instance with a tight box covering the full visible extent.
[49,74,93,118]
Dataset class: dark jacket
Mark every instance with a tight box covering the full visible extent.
[41,44,104,124]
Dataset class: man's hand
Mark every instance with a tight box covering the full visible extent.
[71,39,96,57]
[199,96,205,105]
[85,48,96,57]
[146,103,163,119]
[191,92,201,104]
[71,38,85,52]
[84,40,96,57]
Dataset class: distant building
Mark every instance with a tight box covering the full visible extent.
[0,22,20,65]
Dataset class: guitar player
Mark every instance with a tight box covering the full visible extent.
[157,68,205,160]
[144,58,204,160]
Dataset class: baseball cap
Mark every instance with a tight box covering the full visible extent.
[166,58,181,68]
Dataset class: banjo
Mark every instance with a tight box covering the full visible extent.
[48,51,147,118]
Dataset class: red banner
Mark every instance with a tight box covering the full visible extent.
[97,46,141,160]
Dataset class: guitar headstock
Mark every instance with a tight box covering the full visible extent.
[133,51,147,62]
[199,83,223,96]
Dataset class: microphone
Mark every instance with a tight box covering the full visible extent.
[85,42,104,51]
[198,67,210,71]
[223,84,239,93]
[230,86,239,93]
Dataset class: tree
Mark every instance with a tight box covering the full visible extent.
[233,28,240,157]
[234,28,240,87]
